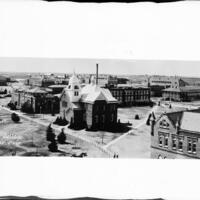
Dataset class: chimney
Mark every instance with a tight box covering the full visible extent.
[96,63,99,85]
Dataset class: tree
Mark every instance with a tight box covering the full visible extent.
[21,101,34,113]
[11,113,20,123]
[152,112,156,120]
[53,116,61,125]
[146,113,152,126]
[46,124,56,142]
[48,140,58,152]
[57,128,66,144]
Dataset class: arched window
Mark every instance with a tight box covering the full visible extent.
[74,85,79,89]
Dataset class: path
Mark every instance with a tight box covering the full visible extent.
[104,105,158,149]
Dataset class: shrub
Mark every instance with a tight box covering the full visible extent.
[46,124,56,142]
[48,140,58,152]
[11,113,20,123]
[8,102,17,110]
[57,128,66,144]
[135,114,140,120]
[53,116,61,125]
[54,117,68,126]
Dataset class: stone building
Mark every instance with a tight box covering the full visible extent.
[151,109,200,159]
[11,87,60,114]
[60,73,118,130]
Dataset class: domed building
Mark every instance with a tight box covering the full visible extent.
[60,73,118,130]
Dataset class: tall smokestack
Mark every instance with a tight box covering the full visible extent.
[96,63,99,85]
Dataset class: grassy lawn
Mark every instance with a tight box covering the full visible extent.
[0,109,108,157]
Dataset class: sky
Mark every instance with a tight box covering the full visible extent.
[1,1,200,76]
[1,57,200,77]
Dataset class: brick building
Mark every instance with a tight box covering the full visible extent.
[107,85,151,107]
[60,73,118,130]
[151,109,200,159]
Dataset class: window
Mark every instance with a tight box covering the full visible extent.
[178,137,183,151]
[111,114,114,122]
[164,135,168,148]
[159,135,163,147]
[193,142,197,154]
[187,138,197,154]
[74,91,79,96]
[95,115,98,123]
[102,115,105,123]
[188,139,192,153]
[172,136,177,150]
[62,101,68,108]
[74,85,79,89]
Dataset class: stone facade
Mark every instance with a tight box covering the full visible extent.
[60,73,118,130]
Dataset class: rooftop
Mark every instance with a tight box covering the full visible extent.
[163,86,200,93]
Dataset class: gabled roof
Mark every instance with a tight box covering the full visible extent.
[158,109,200,132]
[81,84,118,103]
[166,111,183,127]
[26,87,52,94]
[163,86,200,93]
[180,112,200,133]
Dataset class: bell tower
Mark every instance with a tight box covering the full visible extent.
[67,72,81,102]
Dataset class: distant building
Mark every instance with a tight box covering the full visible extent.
[26,74,69,87]
[11,87,60,114]
[0,75,10,86]
[48,84,67,94]
[25,75,43,87]
[162,86,200,102]
[60,73,118,130]
[107,84,151,106]
[149,76,187,97]
[107,76,129,87]
[151,109,200,159]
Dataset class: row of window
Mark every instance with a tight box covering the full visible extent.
[94,105,116,112]
[158,133,197,154]
[94,114,115,123]
[111,90,149,96]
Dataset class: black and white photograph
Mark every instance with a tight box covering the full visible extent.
[1,0,200,200]
[3,58,200,159]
